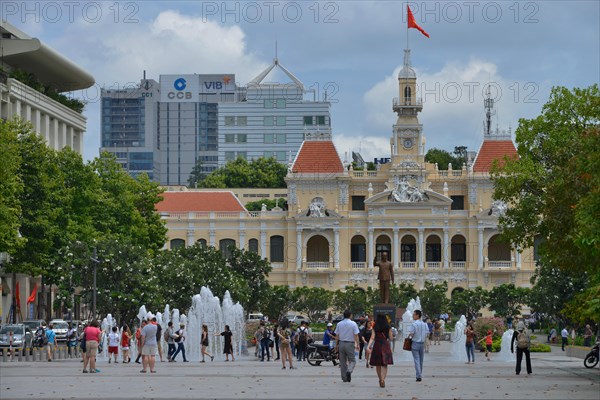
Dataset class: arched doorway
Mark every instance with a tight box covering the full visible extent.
[375,234,391,263]
[488,234,511,267]
[306,235,329,268]
[425,234,441,268]
[350,235,366,269]
[401,235,417,268]
[451,235,467,268]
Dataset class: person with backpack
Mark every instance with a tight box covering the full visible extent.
[165,322,177,361]
[511,320,532,375]
[66,323,78,358]
[170,323,188,362]
[295,321,310,361]
[260,322,271,362]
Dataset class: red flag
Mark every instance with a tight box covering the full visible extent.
[407,6,430,38]
[15,281,21,310]
[27,284,37,304]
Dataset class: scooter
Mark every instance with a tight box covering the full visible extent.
[306,343,338,366]
[584,341,599,368]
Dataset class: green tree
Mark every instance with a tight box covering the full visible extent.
[187,159,206,188]
[244,198,288,211]
[492,84,600,319]
[418,281,449,318]
[198,157,287,188]
[226,247,272,310]
[366,282,418,309]
[261,285,299,321]
[333,286,369,315]
[487,283,530,318]
[453,146,468,167]
[449,287,488,320]
[294,287,333,322]
[0,119,24,253]
[425,148,454,170]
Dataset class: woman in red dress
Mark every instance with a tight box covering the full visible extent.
[367,314,394,388]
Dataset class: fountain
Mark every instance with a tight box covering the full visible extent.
[135,286,246,362]
[398,296,422,360]
[451,315,467,362]
[498,329,516,362]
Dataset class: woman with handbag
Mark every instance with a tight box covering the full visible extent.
[367,314,394,388]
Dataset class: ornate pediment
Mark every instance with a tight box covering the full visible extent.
[365,189,451,207]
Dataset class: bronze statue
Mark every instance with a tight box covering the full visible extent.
[374,252,394,304]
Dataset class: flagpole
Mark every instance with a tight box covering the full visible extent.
[406,7,409,50]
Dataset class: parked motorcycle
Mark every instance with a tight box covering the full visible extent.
[584,341,599,369]
[306,343,338,366]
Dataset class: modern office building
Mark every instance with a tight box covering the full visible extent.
[218,58,331,165]
[100,77,159,179]
[0,20,94,153]
[154,74,238,185]
[156,49,532,298]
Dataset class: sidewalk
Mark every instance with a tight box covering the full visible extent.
[1,341,597,399]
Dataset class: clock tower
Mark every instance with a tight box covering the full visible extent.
[391,49,424,163]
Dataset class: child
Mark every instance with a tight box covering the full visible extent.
[480,330,493,361]
[108,326,120,363]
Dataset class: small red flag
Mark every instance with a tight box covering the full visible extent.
[15,281,21,310]
[407,6,430,38]
[27,284,37,304]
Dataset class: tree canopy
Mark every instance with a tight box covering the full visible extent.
[492,84,600,322]
[425,146,468,170]
[197,157,288,188]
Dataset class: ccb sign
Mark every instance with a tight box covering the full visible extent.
[168,77,192,99]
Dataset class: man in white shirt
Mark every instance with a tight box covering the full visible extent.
[561,327,569,351]
[407,309,428,382]
[334,310,360,383]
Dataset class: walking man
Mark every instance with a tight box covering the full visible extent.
[166,322,177,361]
[140,319,158,373]
[334,310,360,383]
[407,309,428,382]
[561,326,569,351]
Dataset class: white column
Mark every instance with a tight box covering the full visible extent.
[238,229,245,251]
[418,227,425,269]
[334,227,340,270]
[50,118,59,150]
[516,247,522,270]
[32,109,41,133]
[67,126,74,149]
[209,214,216,247]
[478,226,484,270]
[260,222,267,260]
[443,223,449,269]
[41,114,50,144]
[296,228,302,271]
[392,226,399,270]
[367,227,374,270]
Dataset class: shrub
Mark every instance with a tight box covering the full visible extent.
[473,317,505,343]
[491,337,502,352]
[530,343,551,352]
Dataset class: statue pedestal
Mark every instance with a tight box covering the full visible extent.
[373,303,397,327]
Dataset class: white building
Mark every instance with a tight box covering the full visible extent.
[0,20,94,153]
[218,58,331,165]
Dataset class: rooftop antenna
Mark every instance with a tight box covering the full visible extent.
[275,40,278,64]
[484,85,496,135]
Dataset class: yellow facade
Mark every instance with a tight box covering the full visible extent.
[159,50,534,296]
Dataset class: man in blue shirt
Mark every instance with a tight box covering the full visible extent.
[323,323,336,350]
[45,323,56,362]
[407,309,428,382]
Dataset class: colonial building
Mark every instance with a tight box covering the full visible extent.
[156,49,531,295]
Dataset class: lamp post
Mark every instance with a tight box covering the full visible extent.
[90,248,99,319]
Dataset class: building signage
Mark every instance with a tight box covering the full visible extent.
[199,75,235,94]
[160,74,199,102]
[374,157,391,165]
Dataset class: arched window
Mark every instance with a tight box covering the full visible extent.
[426,235,442,262]
[270,235,284,262]
[451,235,467,262]
[488,235,511,261]
[170,239,185,250]
[219,238,236,259]
[248,238,259,254]
[350,235,366,262]
[197,238,207,249]
[401,235,417,262]
[404,86,412,104]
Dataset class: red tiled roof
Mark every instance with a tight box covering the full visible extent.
[155,192,246,212]
[472,140,519,173]
[292,141,344,174]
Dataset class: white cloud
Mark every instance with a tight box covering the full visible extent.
[333,134,390,164]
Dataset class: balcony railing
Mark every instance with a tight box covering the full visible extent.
[351,262,367,269]
[488,261,512,268]
[426,262,441,269]
[352,171,379,177]
[393,97,423,107]
[305,262,332,269]
[402,262,416,269]
[451,261,466,269]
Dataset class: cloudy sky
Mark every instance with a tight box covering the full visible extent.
[5,1,599,162]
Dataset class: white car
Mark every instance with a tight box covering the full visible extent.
[286,314,309,325]
[246,313,264,323]
[49,320,69,342]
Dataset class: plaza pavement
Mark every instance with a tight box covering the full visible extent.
[0,341,598,399]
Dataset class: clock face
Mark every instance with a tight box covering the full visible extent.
[403,138,413,149]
